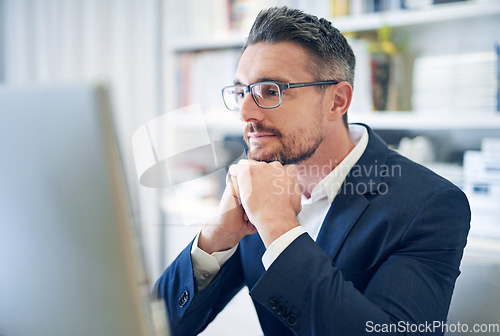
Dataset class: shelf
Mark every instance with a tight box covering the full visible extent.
[171,33,247,52]
[333,0,500,32]
[349,112,500,130]
[170,1,500,52]
[465,235,500,254]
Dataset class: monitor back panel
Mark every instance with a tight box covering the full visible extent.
[0,85,154,336]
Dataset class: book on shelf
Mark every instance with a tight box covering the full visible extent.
[179,0,291,38]
[368,52,413,112]
[177,48,241,115]
[497,43,500,112]
[295,0,407,17]
[348,38,374,115]
[332,0,350,17]
[180,0,231,38]
[404,0,469,9]
[232,0,290,32]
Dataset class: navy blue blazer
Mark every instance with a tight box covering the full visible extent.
[154,125,470,336]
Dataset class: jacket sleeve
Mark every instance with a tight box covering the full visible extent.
[153,239,245,336]
[249,187,471,336]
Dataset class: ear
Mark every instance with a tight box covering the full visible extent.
[327,82,353,121]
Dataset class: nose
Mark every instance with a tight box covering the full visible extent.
[239,92,265,123]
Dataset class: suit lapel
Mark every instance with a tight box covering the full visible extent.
[316,192,369,259]
[316,124,390,260]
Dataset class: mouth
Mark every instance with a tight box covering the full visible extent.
[246,132,277,146]
[244,123,282,148]
[247,132,276,139]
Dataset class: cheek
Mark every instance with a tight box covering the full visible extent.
[276,99,326,139]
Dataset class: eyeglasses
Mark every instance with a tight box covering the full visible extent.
[221,80,339,111]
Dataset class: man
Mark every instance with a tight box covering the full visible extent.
[154,6,470,336]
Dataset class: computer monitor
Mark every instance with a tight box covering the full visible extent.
[0,84,167,336]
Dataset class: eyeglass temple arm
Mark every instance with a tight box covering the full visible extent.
[285,80,339,89]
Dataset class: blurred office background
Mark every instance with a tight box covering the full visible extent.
[1,0,499,335]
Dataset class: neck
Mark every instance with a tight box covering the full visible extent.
[292,125,355,199]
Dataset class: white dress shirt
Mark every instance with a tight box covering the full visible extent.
[191,124,369,289]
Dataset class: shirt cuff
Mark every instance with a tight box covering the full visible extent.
[261,226,306,270]
[190,233,238,290]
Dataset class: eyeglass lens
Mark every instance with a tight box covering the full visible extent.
[223,83,281,111]
[222,87,243,111]
[251,83,280,108]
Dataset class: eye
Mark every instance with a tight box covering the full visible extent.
[261,84,279,97]
[234,87,246,99]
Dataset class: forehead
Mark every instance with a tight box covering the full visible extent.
[235,42,314,84]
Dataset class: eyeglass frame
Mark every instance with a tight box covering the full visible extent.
[221,80,340,111]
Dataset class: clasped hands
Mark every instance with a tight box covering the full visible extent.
[198,159,302,254]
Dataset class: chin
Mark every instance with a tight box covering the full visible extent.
[248,149,278,163]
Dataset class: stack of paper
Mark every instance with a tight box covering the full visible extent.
[412,51,498,115]
[463,138,500,238]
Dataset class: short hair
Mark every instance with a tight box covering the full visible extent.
[244,6,356,127]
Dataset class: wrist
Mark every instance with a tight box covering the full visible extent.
[198,225,241,255]
[258,216,300,248]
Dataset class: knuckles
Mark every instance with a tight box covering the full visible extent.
[231,159,298,185]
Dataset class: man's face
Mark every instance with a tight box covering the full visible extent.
[235,42,328,165]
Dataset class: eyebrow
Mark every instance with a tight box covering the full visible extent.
[233,77,291,86]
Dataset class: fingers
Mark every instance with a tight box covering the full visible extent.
[228,159,298,195]
[228,159,250,178]
[228,160,252,200]
[226,170,241,203]
[226,167,247,222]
